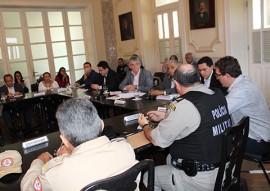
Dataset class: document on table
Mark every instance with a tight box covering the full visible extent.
[118,91,145,99]
[126,131,150,149]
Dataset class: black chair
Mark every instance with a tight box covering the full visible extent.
[244,147,270,184]
[80,159,155,191]
[154,72,165,82]
[153,76,161,88]
[31,83,38,92]
[214,116,249,191]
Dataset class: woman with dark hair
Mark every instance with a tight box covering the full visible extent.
[38,72,59,92]
[55,67,70,87]
[14,71,29,93]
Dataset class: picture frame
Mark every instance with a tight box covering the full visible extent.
[189,0,215,30]
[119,12,135,41]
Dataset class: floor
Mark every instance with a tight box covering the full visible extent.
[0,117,270,191]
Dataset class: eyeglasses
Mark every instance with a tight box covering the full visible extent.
[215,73,223,77]
[129,63,140,67]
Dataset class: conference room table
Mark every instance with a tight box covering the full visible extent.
[0,88,170,191]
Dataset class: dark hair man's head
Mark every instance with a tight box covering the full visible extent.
[215,56,242,88]
[197,56,214,80]
[97,61,110,76]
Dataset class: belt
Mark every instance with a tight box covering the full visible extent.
[171,158,219,172]
[249,138,270,148]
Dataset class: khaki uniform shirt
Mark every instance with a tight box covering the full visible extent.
[21,136,138,191]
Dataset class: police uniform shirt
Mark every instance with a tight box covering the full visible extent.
[151,84,213,148]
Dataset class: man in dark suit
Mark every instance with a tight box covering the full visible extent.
[194,1,210,28]
[91,61,120,92]
[119,55,153,93]
[74,62,99,89]
[197,56,227,95]
[0,74,29,138]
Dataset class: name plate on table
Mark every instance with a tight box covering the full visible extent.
[57,88,67,93]
[22,136,49,149]
[34,92,46,97]
[114,100,126,105]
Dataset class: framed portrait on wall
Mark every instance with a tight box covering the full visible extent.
[189,0,215,30]
[119,12,135,41]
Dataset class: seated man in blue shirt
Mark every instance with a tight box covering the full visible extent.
[215,56,270,155]
[74,62,99,89]
[119,55,153,93]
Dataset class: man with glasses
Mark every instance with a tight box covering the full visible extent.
[215,56,270,155]
[149,59,178,96]
[119,55,153,93]
[197,56,227,95]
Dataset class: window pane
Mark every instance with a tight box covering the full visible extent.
[163,13,169,38]
[10,62,29,77]
[54,57,69,72]
[71,41,85,55]
[253,0,261,29]
[173,11,179,38]
[264,0,270,28]
[26,12,43,27]
[252,31,261,63]
[31,44,48,59]
[263,30,270,62]
[5,29,23,44]
[48,12,63,26]
[75,69,84,81]
[7,45,26,61]
[70,26,83,40]
[73,55,86,69]
[0,48,5,81]
[2,12,21,27]
[50,27,65,42]
[33,59,49,75]
[68,11,82,25]
[29,28,45,43]
[157,15,163,39]
[155,0,178,7]
[52,42,67,57]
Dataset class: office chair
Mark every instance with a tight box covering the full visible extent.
[153,77,161,88]
[80,159,155,191]
[214,116,249,191]
[244,145,270,184]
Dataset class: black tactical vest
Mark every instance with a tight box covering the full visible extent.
[170,89,231,163]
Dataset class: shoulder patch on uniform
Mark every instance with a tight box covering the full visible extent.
[169,102,176,111]
[42,154,66,173]
[33,177,42,191]
[175,97,183,102]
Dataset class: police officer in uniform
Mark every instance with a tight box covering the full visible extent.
[138,64,231,191]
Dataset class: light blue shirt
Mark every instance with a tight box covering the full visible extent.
[226,75,270,141]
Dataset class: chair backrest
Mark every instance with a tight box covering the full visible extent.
[214,116,249,191]
[31,83,38,92]
[153,76,161,88]
[80,159,155,191]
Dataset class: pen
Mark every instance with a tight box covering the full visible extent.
[53,142,64,157]
[126,132,135,137]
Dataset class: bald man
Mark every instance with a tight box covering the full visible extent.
[139,64,230,190]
